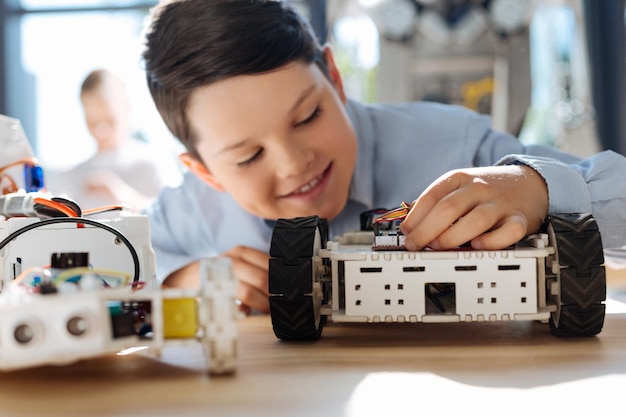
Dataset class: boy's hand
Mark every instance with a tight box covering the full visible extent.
[162,246,270,314]
[224,245,270,314]
[400,165,549,251]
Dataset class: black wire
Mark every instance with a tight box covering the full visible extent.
[51,197,82,217]
[0,217,141,284]
[32,196,82,218]
[33,204,68,218]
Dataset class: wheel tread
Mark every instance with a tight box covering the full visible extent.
[549,213,606,337]
[269,216,327,340]
[270,296,323,340]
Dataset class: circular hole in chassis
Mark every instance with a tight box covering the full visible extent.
[14,323,35,344]
[67,316,89,337]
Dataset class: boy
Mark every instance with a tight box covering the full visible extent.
[141,0,626,313]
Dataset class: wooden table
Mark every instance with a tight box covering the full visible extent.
[2,269,626,417]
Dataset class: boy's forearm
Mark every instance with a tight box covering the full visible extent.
[162,261,200,289]
[497,150,626,249]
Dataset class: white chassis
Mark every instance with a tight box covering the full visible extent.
[0,215,237,374]
[327,232,551,324]
[268,214,606,340]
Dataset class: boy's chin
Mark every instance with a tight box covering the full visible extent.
[260,199,346,221]
[266,209,335,221]
[286,206,343,221]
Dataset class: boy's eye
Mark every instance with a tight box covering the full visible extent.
[237,148,263,167]
[295,106,321,127]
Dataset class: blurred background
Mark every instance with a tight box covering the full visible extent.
[0,0,624,173]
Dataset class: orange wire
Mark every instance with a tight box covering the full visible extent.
[82,204,126,215]
[0,157,39,174]
[0,173,18,194]
[11,266,49,288]
[0,158,40,195]
[33,197,79,217]
[374,201,411,223]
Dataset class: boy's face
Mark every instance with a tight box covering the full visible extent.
[184,49,357,221]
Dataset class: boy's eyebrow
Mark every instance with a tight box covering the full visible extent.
[216,83,317,156]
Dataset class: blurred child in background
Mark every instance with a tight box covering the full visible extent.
[48,68,181,212]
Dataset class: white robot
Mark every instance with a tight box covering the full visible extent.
[0,114,238,374]
[268,211,606,340]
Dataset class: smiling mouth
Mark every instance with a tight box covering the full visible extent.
[288,165,331,196]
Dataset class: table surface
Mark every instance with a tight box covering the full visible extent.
[2,269,626,417]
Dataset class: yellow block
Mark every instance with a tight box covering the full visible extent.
[163,298,198,339]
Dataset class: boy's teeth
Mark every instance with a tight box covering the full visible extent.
[296,174,321,194]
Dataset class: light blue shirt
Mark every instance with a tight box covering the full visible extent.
[145,100,626,282]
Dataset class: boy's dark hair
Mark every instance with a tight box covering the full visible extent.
[142,0,327,161]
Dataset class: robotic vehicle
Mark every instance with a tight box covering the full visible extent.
[268,209,606,341]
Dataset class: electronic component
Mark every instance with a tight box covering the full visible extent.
[0,115,44,195]
[0,254,238,375]
[370,202,410,251]
[0,191,84,219]
[163,298,198,338]
[0,215,239,374]
[0,192,39,217]
[0,216,149,287]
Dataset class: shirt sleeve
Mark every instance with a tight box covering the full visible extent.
[496,150,626,249]
[146,208,209,284]
[142,173,220,283]
[143,172,274,283]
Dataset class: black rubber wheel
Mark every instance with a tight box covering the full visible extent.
[547,213,606,336]
[269,216,328,340]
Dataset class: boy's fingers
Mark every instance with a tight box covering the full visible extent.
[228,256,270,297]
[222,246,272,313]
[403,187,478,250]
[401,172,472,249]
[470,214,528,250]
[403,175,461,231]
[423,202,499,249]
[237,282,270,313]
[224,246,270,296]
[162,252,272,313]
[225,245,270,270]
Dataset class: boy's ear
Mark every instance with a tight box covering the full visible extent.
[321,45,347,103]
[179,153,226,192]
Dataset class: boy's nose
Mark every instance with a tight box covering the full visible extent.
[274,140,314,178]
